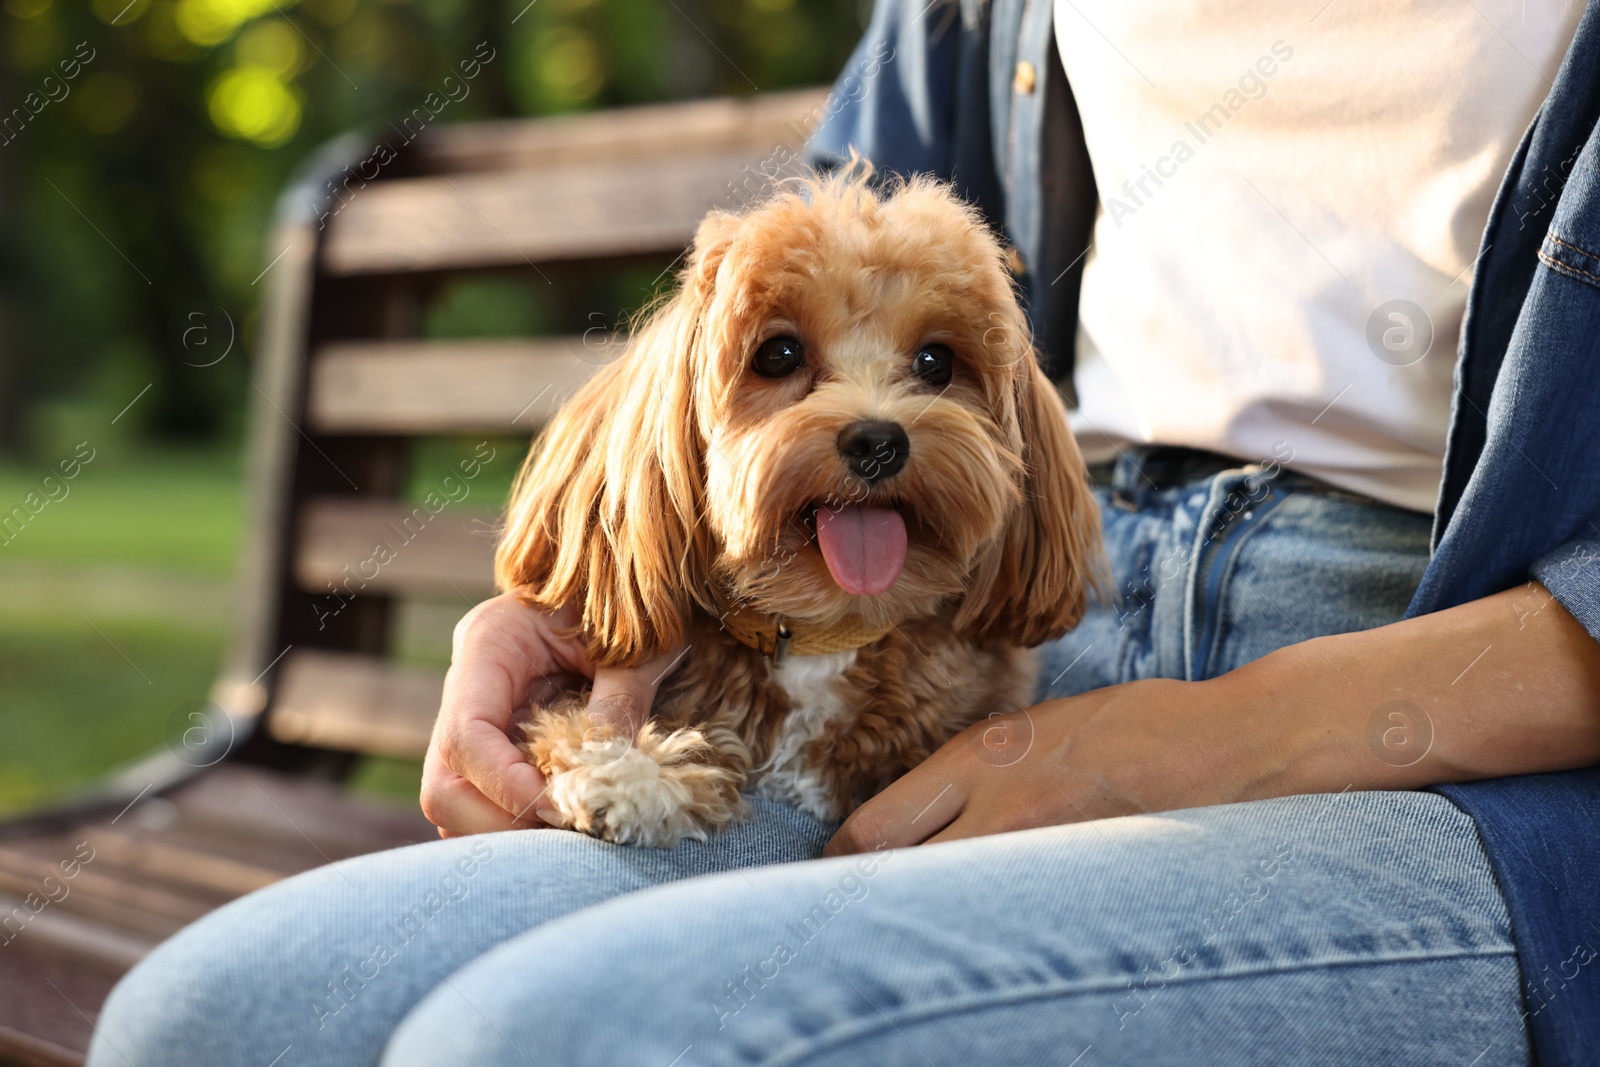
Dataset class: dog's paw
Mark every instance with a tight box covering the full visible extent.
[544,746,710,848]
[521,707,748,849]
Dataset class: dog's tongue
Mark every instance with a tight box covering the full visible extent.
[815,506,907,596]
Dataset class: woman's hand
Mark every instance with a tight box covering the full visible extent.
[826,581,1600,857]
[823,677,1272,856]
[420,594,679,837]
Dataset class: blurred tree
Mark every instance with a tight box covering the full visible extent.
[0,0,865,457]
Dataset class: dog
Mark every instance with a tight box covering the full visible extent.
[495,167,1102,848]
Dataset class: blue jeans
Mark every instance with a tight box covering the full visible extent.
[90,451,1528,1066]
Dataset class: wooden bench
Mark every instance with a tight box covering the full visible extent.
[0,87,824,1067]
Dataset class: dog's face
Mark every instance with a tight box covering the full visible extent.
[699,180,1047,631]
[498,172,1100,664]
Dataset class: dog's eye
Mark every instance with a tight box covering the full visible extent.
[752,336,805,378]
[913,344,954,387]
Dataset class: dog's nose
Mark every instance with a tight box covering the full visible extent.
[836,420,909,483]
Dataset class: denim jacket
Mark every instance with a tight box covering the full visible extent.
[808,2,1600,1062]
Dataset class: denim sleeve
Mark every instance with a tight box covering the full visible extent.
[805,0,1007,222]
[1531,538,1600,641]
[804,0,963,177]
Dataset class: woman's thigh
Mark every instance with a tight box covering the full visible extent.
[87,796,834,1067]
[383,790,1526,1067]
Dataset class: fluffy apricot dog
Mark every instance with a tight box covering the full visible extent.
[495,167,1102,847]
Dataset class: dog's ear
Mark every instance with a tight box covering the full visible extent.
[494,214,740,665]
[955,354,1105,647]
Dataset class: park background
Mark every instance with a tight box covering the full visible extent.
[0,0,864,814]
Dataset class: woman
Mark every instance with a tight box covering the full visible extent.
[92,2,1600,1063]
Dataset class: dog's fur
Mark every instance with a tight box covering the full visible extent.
[496,168,1102,847]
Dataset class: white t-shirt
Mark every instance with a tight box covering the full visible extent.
[1055,0,1580,512]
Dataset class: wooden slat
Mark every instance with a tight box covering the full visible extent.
[269,651,443,759]
[83,809,342,885]
[0,1023,82,1067]
[326,90,826,276]
[0,942,121,1067]
[323,148,806,275]
[296,498,496,598]
[0,767,432,961]
[0,891,156,976]
[164,765,432,858]
[75,828,284,899]
[306,337,603,433]
[409,88,827,176]
[0,765,434,1067]
[0,845,214,939]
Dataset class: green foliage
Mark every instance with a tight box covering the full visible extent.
[423,276,557,339]
[406,433,522,505]
[0,0,867,457]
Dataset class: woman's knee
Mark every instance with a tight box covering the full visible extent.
[92,800,832,1066]
[89,861,358,1066]
[380,852,909,1067]
[90,834,541,1066]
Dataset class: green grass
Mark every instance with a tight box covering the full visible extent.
[347,756,426,803]
[0,447,244,576]
[0,445,426,814]
[0,610,224,810]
